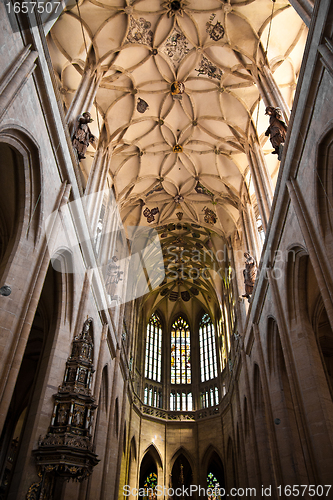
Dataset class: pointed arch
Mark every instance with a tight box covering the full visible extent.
[316,125,333,239]
[50,248,75,329]
[140,443,163,470]
[170,446,194,473]
[139,444,163,496]
[171,315,191,385]
[0,126,43,255]
[170,449,193,494]
[199,311,218,382]
[145,310,163,382]
[226,437,236,490]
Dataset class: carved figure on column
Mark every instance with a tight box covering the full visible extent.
[72,112,96,161]
[105,256,124,302]
[265,106,287,156]
[242,252,257,300]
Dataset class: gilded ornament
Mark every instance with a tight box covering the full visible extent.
[173,144,183,153]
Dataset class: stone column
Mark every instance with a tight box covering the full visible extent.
[85,136,111,231]
[66,50,103,133]
[246,147,271,232]
[252,63,290,124]
[260,66,290,123]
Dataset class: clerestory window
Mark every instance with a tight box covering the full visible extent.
[144,312,162,382]
[199,313,218,382]
[171,316,191,384]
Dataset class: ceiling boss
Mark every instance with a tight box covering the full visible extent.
[162,0,189,17]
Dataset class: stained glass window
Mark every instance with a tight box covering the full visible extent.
[171,316,191,384]
[144,385,162,408]
[143,472,157,500]
[145,313,162,382]
[207,472,221,500]
[199,313,218,382]
[170,391,192,411]
[200,386,219,408]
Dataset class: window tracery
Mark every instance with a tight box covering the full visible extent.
[199,313,218,382]
[200,385,219,408]
[170,391,193,411]
[145,313,162,382]
[171,316,191,384]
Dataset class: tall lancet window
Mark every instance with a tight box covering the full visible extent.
[171,316,191,384]
[199,313,218,382]
[144,312,162,382]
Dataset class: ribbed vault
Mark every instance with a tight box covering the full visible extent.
[48,0,307,310]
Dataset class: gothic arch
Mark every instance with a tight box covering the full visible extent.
[127,436,137,492]
[140,443,163,470]
[201,445,225,490]
[313,294,333,398]
[170,449,193,495]
[170,446,194,473]
[226,437,236,489]
[266,316,278,376]
[201,444,223,466]
[316,125,333,239]
[285,245,308,325]
[146,309,164,329]
[0,127,43,260]
[252,364,272,485]
[50,248,75,329]
[169,312,191,334]
[139,444,163,493]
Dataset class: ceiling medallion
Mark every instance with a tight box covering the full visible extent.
[137,97,149,113]
[143,207,159,223]
[171,81,185,100]
[195,56,223,81]
[206,14,225,42]
[173,144,183,153]
[161,28,191,67]
[203,206,217,225]
[163,0,188,17]
[176,212,183,220]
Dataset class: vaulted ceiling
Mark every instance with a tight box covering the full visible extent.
[48,0,307,312]
[49,0,306,235]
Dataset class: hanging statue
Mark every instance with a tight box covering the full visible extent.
[72,111,96,161]
[242,252,257,300]
[265,106,287,156]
